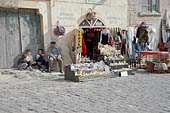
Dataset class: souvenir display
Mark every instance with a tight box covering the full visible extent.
[65,50,133,82]
[69,62,108,77]
[98,44,120,55]
[66,28,135,82]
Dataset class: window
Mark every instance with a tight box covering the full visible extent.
[86,0,104,4]
[141,0,159,12]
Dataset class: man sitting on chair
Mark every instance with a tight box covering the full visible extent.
[48,41,63,73]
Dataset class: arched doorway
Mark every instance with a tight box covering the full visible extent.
[77,11,106,60]
[78,8,105,28]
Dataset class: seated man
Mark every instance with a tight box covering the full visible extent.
[48,41,63,73]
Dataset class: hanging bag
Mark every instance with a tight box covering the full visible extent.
[54,25,66,36]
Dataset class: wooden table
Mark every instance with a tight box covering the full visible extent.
[136,51,170,61]
[136,51,170,55]
[136,51,170,72]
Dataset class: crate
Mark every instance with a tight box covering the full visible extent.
[146,62,155,73]
[166,69,170,73]
[166,66,170,73]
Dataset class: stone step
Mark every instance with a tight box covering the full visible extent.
[65,66,135,82]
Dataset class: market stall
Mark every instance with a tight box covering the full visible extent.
[65,10,135,82]
[66,42,134,82]
[65,29,134,82]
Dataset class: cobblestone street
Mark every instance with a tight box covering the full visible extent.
[0,70,170,113]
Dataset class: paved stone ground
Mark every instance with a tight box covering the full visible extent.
[0,69,170,113]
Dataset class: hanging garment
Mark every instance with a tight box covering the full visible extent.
[128,27,135,57]
[147,26,156,50]
[123,30,127,40]
[118,36,122,43]
[101,34,109,45]
[162,20,168,42]
[166,10,170,27]
[81,37,87,56]
[123,30,128,49]
[108,36,115,46]
[100,29,110,43]
[121,39,126,56]
[167,32,170,42]
[76,53,81,64]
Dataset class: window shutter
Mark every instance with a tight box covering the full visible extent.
[151,0,159,12]
[156,0,159,12]
[142,0,150,12]
[150,0,152,12]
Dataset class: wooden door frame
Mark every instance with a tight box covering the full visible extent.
[0,7,45,55]
[0,7,21,68]
[0,7,44,68]
[18,8,45,55]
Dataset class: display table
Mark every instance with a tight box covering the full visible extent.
[136,51,170,72]
[136,51,169,62]
[65,59,134,82]
[136,51,170,55]
[66,44,135,82]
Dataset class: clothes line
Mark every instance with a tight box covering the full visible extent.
[128,23,152,28]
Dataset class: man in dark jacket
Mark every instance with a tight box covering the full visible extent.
[48,41,63,73]
[136,22,148,51]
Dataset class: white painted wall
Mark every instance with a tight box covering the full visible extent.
[50,0,128,65]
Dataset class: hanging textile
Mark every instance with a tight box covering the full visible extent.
[81,37,87,56]
[108,36,115,46]
[166,10,170,27]
[100,29,110,44]
[101,34,109,45]
[162,20,168,42]
[127,27,135,57]
[147,26,156,50]
[167,32,170,42]
[123,30,129,56]
[123,30,128,47]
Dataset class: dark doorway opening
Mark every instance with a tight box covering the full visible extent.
[82,28,103,60]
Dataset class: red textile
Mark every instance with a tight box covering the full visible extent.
[108,36,115,46]
[136,51,170,55]
[81,37,87,56]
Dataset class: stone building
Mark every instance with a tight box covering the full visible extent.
[0,0,128,68]
[128,0,170,50]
